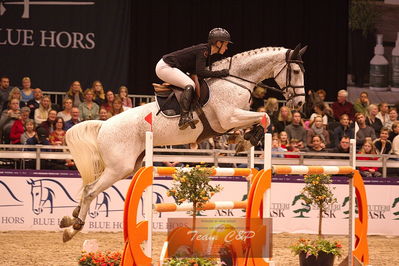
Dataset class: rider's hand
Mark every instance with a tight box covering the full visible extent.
[219,69,229,77]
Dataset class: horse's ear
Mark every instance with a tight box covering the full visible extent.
[299,45,308,57]
[290,43,301,60]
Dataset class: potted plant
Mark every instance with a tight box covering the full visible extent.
[290,174,342,266]
[165,165,223,265]
[78,250,122,265]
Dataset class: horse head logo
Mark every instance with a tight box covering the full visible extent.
[89,192,111,218]
[27,178,55,215]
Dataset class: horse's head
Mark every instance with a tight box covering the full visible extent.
[27,179,43,215]
[273,44,307,110]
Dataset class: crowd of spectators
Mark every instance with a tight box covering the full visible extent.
[1,75,399,176]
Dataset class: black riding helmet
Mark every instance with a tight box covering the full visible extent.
[208,28,233,44]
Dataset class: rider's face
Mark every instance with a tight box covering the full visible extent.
[217,41,229,54]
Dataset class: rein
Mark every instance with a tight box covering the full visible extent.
[221,49,306,103]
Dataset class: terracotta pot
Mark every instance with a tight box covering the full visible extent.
[299,251,335,266]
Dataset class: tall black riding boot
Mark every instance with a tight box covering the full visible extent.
[179,85,199,130]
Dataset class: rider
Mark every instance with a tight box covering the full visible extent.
[155,28,232,130]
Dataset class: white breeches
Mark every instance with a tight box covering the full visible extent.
[155,59,195,89]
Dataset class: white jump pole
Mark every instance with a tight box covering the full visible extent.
[144,131,153,258]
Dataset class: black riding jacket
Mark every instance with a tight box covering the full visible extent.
[162,43,227,78]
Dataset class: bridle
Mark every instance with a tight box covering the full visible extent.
[220,49,306,103]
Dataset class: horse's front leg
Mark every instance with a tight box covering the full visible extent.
[219,108,270,131]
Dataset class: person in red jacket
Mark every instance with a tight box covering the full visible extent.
[357,139,382,177]
[9,107,30,144]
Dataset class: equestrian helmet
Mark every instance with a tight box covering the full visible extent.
[208,28,232,44]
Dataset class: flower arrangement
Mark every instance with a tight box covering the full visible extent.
[162,257,219,266]
[291,238,343,258]
[78,250,122,266]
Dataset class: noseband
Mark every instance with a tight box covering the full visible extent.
[220,49,306,103]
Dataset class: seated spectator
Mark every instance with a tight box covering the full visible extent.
[99,107,111,121]
[0,99,21,143]
[373,127,392,155]
[20,119,36,144]
[92,80,105,106]
[357,140,381,177]
[332,89,355,121]
[250,86,266,111]
[57,98,73,121]
[355,113,376,148]
[389,121,399,142]
[271,138,287,158]
[64,107,80,130]
[376,102,390,128]
[0,76,12,111]
[110,96,124,116]
[27,88,43,119]
[285,138,301,158]
[101,90,115,112]
[264,97,279,130]
[305,135,327,158]
[315,89,334,116]
[385,108,398,131]
[366,104,383,136]
[327,136,350,153]
[353,91,370,116]
[49,117,66,145]
[285,110,306,148]
[38,109,57,136]
[274,106,292,133]
[66,81,84,107]
[309,102,329,127]
[278,131,289,149]
[10,106,30,144]
[332,114,354,147]
[2,87,26,111]
[79,88,99,121]
[118,85,132,108]
[391,131,399,158]
[20,77,34,104]
[307,115,330,148]
[34,95,52,125]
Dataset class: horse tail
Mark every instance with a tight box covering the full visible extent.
[66,120,105,187]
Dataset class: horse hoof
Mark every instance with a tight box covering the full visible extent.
[72,218,85,231]
[59,216,75,228]
[72,206,81,218]
[63,229,73,243]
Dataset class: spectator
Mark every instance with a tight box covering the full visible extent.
[373,127,392,155]
[49,117,66,145]
[385,108,398,131]
[332,89,355,121]
[79,88,99,121]
[357,140,381,177]
[271,138,287,158]
[2,87,26,111]
[98,108,111,121]
[355,113,376,148]
[250,86,266,111]
[101,90,115,112]
[278,131,289,149]
[34,95,52,125]
[27,88,43,119]
[264,97,279,128]
[332,114,354,148]
[309,102,329,128]
[389,121,399,142]
[38,109,57,136]
[57,98,73,121]
[64,107,80,130]
[0,76,12,111]
[285,138,301,158]
[0,99,21,143]
[376,102,390,127]
[366,104,383,136]
[285,110,306,148]
[274,106,292,133]
[307,115,330,148]
[20,77,34,104]
[392,131,399,158]
[353,91,370,116]
[91,80,105,107]
[20,119,36,144]
[118,85,132,108]
[110,96,124,116]
[9,106,30,144]
[305,135,327,158]
[66,81,84,107]
[327,136,350,153]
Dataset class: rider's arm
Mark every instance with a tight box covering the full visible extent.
[195,51,229,78]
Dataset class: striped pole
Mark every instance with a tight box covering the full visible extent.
[272,165,355,175]
[154,167,253,177]
[154,201,247,212]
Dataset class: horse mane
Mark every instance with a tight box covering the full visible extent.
[212,46,286,68]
